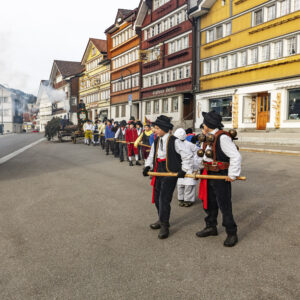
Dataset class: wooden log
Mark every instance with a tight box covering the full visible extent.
[147,172,246,181]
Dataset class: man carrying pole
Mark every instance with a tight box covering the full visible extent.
[195,111,242,247]
[142,115,193,239]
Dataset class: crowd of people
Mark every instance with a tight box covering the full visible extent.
[82,112,242,247]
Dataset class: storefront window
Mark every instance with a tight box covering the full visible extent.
[162,98,168,113]
[153,100,160,114]
[145,101,151,114]
[209,97,232,121]
[171,97,178,112]
[288,89,300,120]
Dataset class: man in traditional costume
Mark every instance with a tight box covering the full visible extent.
[115,120,128,162]
[104,119,115,155]
[143,115,193,239]
[196,111,241,247]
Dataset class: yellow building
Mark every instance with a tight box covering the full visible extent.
[189,0,300,130]
[79,38,110,121]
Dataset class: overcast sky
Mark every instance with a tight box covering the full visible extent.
[0,0,138,96]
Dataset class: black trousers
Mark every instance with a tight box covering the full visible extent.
[100,136,105,149]
[119,143,128,161]
[114,141,119,157]
[154,161,178,226]
[105,140,114,154]
[204,171,237,234]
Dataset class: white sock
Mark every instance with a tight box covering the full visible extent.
[135,155,139,161]
[129,156,132,161]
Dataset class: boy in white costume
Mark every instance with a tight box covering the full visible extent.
[174,128,200,207]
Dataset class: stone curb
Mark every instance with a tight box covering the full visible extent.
[240,147,300,156]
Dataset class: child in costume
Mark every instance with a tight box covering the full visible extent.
[174,128,200,207]
[134,121,152,160]
[196,111,241,247]
[125,121,141,166]
[84,120,93,145]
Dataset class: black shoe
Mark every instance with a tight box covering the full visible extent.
[196,227,218,238]
[184,201,193,207]
[224,234,238,247]
[136,161,141,166]
[120,159,124,162]
[158,225,169,239]
[129,161,133,166]
[150,221,161,230]
[178,200,184,207]
[106,153,109,155]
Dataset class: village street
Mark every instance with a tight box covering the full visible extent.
[0,137,299,300]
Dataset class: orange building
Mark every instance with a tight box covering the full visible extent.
[105,8,141,121]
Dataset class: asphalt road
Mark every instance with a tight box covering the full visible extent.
[0,138,299,300]
[0,133,44,158]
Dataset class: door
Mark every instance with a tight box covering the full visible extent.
[183,93,194,120]
[257,93,270,130]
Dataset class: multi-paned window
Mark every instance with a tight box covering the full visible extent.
[86,58,101,72]
[288,88,300,120]
[252,0,300,27]
[145,101,151,114]
[209,97,232,121]
[100,89,110,101]
[168,34,189,55]
[143,63,191,88]
[112,47,139,70]
[202,34,299,75]
[274,40,283,58]
[153,0,170,10]
[171,97,178,112]
[112,74,139,93]
[287,37,297,55]
[143,6,187,41]
[206,22,232,43]
[112,27,135,48]
[153,100,160,114]
[162,98,168,113]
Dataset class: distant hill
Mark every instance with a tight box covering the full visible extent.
[9,88,37,104]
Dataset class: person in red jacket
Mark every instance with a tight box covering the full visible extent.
[125,121,141,166]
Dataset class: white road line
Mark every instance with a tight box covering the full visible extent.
[0,138,46,165]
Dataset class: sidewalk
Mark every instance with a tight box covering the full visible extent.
[236,131,300,155]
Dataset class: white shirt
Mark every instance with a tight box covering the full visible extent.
[145,133,193,172]
[200,129,242,180]
[84,123,93,131]
[115,127,126,139]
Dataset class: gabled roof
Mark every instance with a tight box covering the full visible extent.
[49,60,84,84]
[188,0,216,18]
[81,38,107,65]
[90,38,107,53]
[105,8,136,33]
[54,60,84,77]
[134,0,150,30]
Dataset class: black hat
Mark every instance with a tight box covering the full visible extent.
[152,115,173,132]
[136,121,143,127]
[185,128,193,134]
[202,111,224,129]
[120,120,127,127]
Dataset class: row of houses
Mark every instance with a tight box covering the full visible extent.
[37,0,300,132]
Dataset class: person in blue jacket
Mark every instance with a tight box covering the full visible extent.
[105,119,115,155]
[149,124,157,146]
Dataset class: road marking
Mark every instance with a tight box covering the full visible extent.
[0,138,46,165]
[240,147,300,156]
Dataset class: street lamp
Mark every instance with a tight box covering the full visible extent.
[1,83,9,135]
[119,67,133,119]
